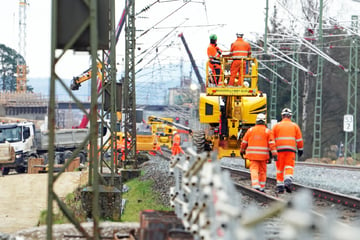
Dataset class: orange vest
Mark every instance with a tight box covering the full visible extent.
[240,125,277,161]
[272,118,304,152]
[230,38,251,57]
[207,43,221,66]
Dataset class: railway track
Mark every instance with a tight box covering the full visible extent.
[148,150,360,239]
[296,161,360,171]
[222,166,360,225]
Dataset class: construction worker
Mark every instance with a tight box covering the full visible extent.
[272,108,304,193]
[240,113,277,192]
[152,133,163,155]
[207,34,222,85]
[171,132,184,156]
[229,33,251,86]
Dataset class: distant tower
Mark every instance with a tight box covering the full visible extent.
[16,0,28,92]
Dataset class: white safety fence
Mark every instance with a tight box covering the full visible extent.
[169,148,360,240]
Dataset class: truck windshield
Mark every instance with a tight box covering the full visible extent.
[0,126,22,143]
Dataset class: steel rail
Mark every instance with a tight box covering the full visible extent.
[222,166,360,210]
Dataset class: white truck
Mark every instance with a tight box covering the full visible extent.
[0,121,89,175]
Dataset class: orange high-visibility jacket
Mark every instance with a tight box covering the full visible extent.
[173,134,181,146]
[207,43,222,66]
[230,38,251,57]
[240,125,277,161]
[272,118,304,152]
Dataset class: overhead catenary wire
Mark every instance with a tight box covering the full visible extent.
[258,72,272,83]
[250,40,313,76]
[153,23,226,29]
[136,40,176,75]
[136,19,188,65]
[273,0,348,71]
[258,60,291,85]
[288,29,347,71]
[137,1,190,39]
[136,0,160,16]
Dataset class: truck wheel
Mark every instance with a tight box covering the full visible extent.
[2,167,10,175]
[15,166,26,174]
[63,150,73,164]
[78,152,87,164]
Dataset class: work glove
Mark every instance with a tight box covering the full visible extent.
[297,150,303,157]
[240,150,245,159]
[272,155,278,162]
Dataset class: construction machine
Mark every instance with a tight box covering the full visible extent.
[178,33,206,92]
[70,6,127,128]
[195,54,267,166]
[147,115,192,150]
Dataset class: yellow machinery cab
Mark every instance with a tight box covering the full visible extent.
[200,56,267,163]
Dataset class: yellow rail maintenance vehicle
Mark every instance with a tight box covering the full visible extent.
[196,54,267,167]
[147,116,192,150]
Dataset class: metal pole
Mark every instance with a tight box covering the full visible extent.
[344,15,358,163]
[264,0,269,53]
[312,0,324,160]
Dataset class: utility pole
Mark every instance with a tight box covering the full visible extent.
[269,60,278,120]
[124,0,137,166]
[290,49,299,125]
[16,0,28,92]
[344,15,358,163]
[264,0,269,53]
[312,0,324,160]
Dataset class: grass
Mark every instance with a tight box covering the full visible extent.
[38,173,172,225]
[121,177,172,222]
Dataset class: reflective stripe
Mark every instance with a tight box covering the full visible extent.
[246,151,269,155]
[231,50,249,54]
[277,145,297,151]
[275,137,296,141]
[284,166,294,170]
[247,146,269,150]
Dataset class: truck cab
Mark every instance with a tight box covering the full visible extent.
[0,122,36,173]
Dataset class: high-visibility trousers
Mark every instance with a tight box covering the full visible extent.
[275,151,296,185]
[209,63,221,85]
[229,60,246,86]
[249,160,267,190]
[171,145,184,156]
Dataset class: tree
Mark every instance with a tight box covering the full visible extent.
[269,0,358,159]
[0,44,33,92]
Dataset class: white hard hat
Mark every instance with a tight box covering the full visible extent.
[244,81,250,88]
[281,108,292,116]
[236,33,244,38]
[256,113,266,123]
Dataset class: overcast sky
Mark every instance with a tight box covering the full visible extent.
[1,0,360,83]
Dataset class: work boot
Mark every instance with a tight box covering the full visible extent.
[276,185,284,194]
[284,179,292,193]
